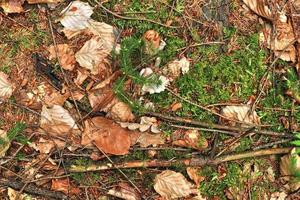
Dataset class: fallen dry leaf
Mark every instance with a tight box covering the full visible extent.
[75,36,111,75]
[242,0,273,20]
[48,44,76,71]
[172,129,208,150]
[0,130,10,158]
[154,170,196,199]
[187,167,205,186]
[82,117,133,155]
[107,183,141,200]
[88,87,115,111]
[280,148,300,191]
[107,101,135,122]
[74,68,89,86]
[290,0,300,42]
[0,72,13,101]
[163,57,190,81]
[220,105,260,126]
[40,105,79,137]
[260,19,296,62]
[270,191,287,200]
[51,178,80,195]
[0,0,24,14]
[137,133,165,148]
[59,0,93,31]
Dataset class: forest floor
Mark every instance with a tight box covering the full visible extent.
[0,0,300,199]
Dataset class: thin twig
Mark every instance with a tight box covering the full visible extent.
[69,147,292,172]
[148,112,293,138]
[253,138,293,150]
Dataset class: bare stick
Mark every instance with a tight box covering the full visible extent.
[0,178,67,199]
[69,147,292,172]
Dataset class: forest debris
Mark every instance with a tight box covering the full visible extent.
[280,148,300,191]
[242,0,273,20]
[154,170,197,199]
[74,69,89,86]
[290,0,300,42]
[48,44,76,71]
[0,72,14,101]
[107,101,135,122]
[163,57,190,81]
[59,0,93,31]
[0,0,24,14]
[40,105,79,137]
[170,102,182,111]
[172,129,208,150]
[186,167,205,186]
[30,138,55,154]
[220,105,260,127]
[140,68,169,94]
[75,36,111,75]
[81,117,132,155]
[119,116,161,133]
[0,130,10,158]
[137,133,165,148]
[107,183,141,200]
[7,187,31,200]
[51,178,80,195]
[27,0,63,3]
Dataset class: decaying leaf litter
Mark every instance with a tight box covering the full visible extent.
[1,0,300,199]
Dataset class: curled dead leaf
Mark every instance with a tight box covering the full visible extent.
[154,170,197,199]
[220,105,260,127]
[29,138,55,154]
[0,72,13,101]
[143,30,161,55]
[163,57,190,81]
[107,101,135,122]
[48,44,76,71]
[187,167,205,186]
[82,117,133,155]
[137,133,165,148]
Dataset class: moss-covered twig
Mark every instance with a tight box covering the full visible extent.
[147,112,293,138]
[69,147,292,172]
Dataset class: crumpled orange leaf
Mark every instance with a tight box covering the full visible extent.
[187,167,205,186]
[107,101,135,122]
[154,170,197,199]
[30,138,55,154]
[82,117,133,155]
[143,30,161,55]
[51,178,80,195]
[48,44,76,71]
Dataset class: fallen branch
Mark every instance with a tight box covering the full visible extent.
[0,178,67,199]
[69,147,292,172]
[147,112,293,138]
